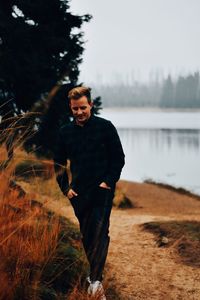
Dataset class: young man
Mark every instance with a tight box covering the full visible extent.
[54,86,125,299]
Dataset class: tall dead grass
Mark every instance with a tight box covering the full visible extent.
[0,117,76,299]
[0,145,61,299]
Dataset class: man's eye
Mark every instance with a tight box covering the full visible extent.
[80,106,87,110]
[72,108,78,111]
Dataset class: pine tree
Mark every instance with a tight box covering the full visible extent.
[0,0,91,111]
[160,75,174,107]
[0,0,101,156]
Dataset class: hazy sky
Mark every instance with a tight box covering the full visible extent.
[70,0,200,84]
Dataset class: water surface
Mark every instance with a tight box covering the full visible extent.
[100,109,200,195]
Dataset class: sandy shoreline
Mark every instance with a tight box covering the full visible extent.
[134,179,200,200]
[117,179,200,218]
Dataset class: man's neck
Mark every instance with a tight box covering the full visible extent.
[76,120,85,127]
[75,114,93,127]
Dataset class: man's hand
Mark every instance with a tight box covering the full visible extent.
[67,189,78,199]
[99,182,111,190]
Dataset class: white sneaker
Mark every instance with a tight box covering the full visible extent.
[87,280,106,300]
[86,276,91,284]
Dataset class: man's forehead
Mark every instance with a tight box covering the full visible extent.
[70,96,90,107]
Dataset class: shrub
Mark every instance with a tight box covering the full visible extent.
[14,159,54,180]
[113,187,133,209]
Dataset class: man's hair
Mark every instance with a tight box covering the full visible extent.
[68,86,92,103]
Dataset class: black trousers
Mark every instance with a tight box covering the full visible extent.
[70,186,114,281]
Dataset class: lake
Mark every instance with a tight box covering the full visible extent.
[100,108,200,196]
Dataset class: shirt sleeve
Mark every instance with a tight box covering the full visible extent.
[103,121,125,187]
[53,129,70,195]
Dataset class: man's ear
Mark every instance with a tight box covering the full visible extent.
[69,102,73,116]
[89,101,93,108]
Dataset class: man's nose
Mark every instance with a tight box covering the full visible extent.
[77,109,82,115]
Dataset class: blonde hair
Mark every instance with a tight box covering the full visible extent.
[68,86,92,102]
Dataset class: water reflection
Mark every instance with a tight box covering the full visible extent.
[118,129,200,153]
[117,128,200,195]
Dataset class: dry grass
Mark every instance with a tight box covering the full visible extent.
[0,139,87,299]
[113,186,133,209]
[0,152,60,299]
[143,221,200,267]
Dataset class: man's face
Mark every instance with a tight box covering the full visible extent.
[70,96,93,125]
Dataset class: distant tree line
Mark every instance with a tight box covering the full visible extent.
[160,72,200,108]
[92,72,200,108]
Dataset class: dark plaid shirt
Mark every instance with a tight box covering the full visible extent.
[53,114,125,195]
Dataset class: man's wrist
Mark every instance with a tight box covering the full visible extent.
[63,186,70,196]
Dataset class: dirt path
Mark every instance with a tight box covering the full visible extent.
[23,180,200,300]
[40,199,200,300]
[107,210,200,300]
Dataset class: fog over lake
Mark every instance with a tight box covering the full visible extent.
[100,109,200,195]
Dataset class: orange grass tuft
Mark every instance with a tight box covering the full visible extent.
[0,145,89,300]
[0,164,61,299]
[0,132,61,299]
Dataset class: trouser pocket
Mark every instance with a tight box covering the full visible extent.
[94,186,114,207]
[70,194,91,217]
